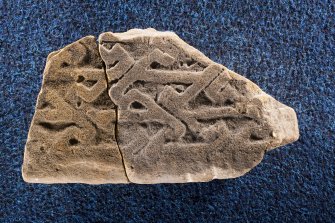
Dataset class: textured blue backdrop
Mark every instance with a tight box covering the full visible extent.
[1,0,334,222]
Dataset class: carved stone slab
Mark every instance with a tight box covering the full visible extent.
[22,37,128,184]
[22,28,299,184]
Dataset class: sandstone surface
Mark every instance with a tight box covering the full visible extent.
[22,28,299,184]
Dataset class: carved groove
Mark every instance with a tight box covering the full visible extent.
[23,36,129,184]
[38,122,77,131]
[99,42,269,146]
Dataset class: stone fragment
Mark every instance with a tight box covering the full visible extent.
[98,29,299,184]
[22,28,299,184]
[22,36,128,184]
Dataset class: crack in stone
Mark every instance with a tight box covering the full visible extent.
[100,49,130,182]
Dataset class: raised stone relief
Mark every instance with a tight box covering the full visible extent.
[22,28,299,184]
[22,36,128,184]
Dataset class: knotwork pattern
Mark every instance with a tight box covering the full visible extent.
[99,42,259,152]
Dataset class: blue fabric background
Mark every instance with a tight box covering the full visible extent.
[1,0,334,222]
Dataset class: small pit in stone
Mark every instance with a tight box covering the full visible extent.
[77,75,85,83]
[224,99,235,106]
[150,61,161,69]
[130,101,146,110]
[61,62,69,67]
[69,138,79,146]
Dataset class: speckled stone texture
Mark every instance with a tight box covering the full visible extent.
[23,29,298,184]
[99,29,298,184]
[1,1,334,222]
[22,36,128,184]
